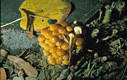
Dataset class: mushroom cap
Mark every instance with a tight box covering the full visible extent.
[74,26,82,35]
[69,33,75,38]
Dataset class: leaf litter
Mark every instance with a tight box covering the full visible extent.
[0,0,127,80]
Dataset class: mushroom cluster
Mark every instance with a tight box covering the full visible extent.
[37,21,84,65]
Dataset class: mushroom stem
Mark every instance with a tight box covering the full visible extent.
[62,34,69,43]
[68,33,75,63]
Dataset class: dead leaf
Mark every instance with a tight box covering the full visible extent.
[0,49,8,57]
[7,55,38,77]
[21,8,34,40]
[0,68,6,80]
[19,0,71,31]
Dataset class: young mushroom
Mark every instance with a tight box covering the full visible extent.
[69,33,75,48]
[73,20,78,25]
[74,26,82,35]
[68,33,75,63]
